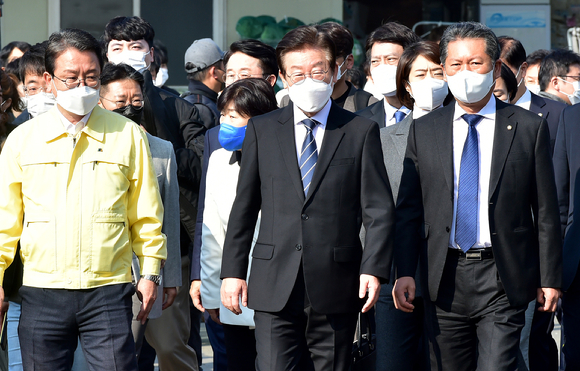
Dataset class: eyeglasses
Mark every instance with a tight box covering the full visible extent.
[53,75,100,89]
[23,85,45,96]
[286,69,329,85]
[99,95,144,110]
[560,75,580,82]
[225,72,267,83]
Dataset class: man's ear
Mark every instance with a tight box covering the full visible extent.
[279,70,289,88]
[43,72,54,95]
[346,54,355,70]
[551,76,560,91]
[266,74,277,87]
[493,59,502,80]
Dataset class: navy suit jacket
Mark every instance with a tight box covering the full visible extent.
[529,92,566,154]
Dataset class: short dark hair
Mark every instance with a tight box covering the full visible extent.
[440,22,500,66]
[0,70,24,114]
[499,62,518,101]
[395,41,441,109]
[276,25,336,77]
[345,66,365,89]
[186,60,222,82]
[4,60,20,82]
[498,36,527,71]
[365,22,420,60]
[102,16,155,51]
[539,49,580,91]
[45,28,104,76]
[100,63,144,94]
[316,22,353,59]
[217,78,277,118]
[526,49,550,67]
[19,42,48,82]
[154,40,168,65]
[0,41,31,67]
[224,39,277,76]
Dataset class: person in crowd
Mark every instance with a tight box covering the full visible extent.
[493,63,517,103]
[103,16,206,371]
[525,49,550,95]
[500,37,565,370]
[194,78,277,371]
[358,22,420,127]
[220,25,394,371]
[0,42,30,68]
[97,62,181,362]
[393,22,562,370]
[152,40,173,90]
[4,60,26,103]
[345,66,365,90]
[190,37,278,370]
[0,28,166,370]
[181,38,225,129]
[553,92,580,371]
[0,69,23,150]
[537,49,580,105]
[362,40,447,371]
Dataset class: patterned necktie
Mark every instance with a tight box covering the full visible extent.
[299,119,318,196]
[455,114,483,252]
[394,110,406,123]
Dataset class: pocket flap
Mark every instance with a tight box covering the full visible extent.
[334,246,359,262]
[83,152,130,167]
[252,243,274,260]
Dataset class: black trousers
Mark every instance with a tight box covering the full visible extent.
[425,252,526,371]
[253,267,358,371]
[562,261,580,370]
[19,283,137,371]
[528,304,558,371]
[223,324,256,371]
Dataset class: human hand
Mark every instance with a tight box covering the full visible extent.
[207,308,222,325]
[537,287,561,312]
[161,287,177,310]
[392,276,416,313]
[136,278,158,325]
[190,280,205,312]
[359,274,381,313]
[220,278,247,315]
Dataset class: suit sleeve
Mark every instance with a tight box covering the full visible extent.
[162,146,182,288]
[553,109,570,238]
[394,120,423,278]
[221,119,262,279]
[359,121,395,282]
[532,118,563,288]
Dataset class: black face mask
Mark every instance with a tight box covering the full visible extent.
[113,104,143,124]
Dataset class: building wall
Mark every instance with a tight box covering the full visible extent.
[1,0,49,47]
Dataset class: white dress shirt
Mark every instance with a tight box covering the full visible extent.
[383,102,411,127]
[57,108,93,136]
[515,88,532,111]
[293,99,331,162]
[448,97,496,249]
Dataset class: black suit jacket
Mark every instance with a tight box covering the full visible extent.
[529,92,567,154]
[357,100,386,128]
[395,98,562,307]
[221,102,395,314]
[553,103,580,290]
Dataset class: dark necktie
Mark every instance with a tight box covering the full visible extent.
[394,110,406,123]
[455,113,483,252]
[299,119,318,196]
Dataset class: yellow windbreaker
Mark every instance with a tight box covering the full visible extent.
[0,106,167,289]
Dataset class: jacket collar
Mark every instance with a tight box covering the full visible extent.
[43,106,106,143]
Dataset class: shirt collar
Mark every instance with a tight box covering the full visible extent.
[453,95,496,122]
[384,101,411,121]
[293,99,331,128]
[57,107,93,135]
[515,88,532,108]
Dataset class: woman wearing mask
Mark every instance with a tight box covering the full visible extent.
[192,78,277,371]
[375,40,447,371]
[0,70,24,150]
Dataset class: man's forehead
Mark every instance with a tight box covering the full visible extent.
[226,52,262,70]
[108,39,148,47]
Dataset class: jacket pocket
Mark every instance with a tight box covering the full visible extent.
[252,243,274,260]
[334,246,360,262]
[91,212,130,273]
[20,212,56,273]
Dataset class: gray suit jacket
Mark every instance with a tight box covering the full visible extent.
[133,133,182,318]
[380,114,413,200]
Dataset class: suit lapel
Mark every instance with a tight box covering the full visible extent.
[530,93,549,121]
[390,114,412,157]
[372,100,387,128]
[489,101,517,199]
[304,103,346,205]
[434,106,454,194]
[276,105,305,202]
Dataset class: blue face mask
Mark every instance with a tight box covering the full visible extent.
[218,123,247,151]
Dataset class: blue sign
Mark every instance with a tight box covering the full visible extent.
[486,11,546,28]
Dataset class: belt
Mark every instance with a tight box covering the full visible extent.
[448,247,493,261]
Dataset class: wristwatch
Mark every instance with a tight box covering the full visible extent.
[142,274,161,285]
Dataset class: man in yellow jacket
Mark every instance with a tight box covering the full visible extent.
[0,28,166,371]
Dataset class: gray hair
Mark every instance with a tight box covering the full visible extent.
[439,22,500,66]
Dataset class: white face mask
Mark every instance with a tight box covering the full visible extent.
[109,50,151,73]
[335,57,349,81]
[52,80,99,116]
[408,78,448,111]
[370,64,398,97]
[288,78,333,113]
[558,78,580,105]
[514,65,524,87]
[527,84,541,95]
[446,68,495,104]
[27,91,56,118]
[154,67,169,87]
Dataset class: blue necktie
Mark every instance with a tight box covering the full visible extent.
[394,110,406,123]
[455,114,483,252]
[299,119,318,196]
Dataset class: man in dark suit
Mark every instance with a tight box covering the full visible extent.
[394,22,562,370]
[220,25,395,370]
[553,104,580,370]
[499,35,566,370]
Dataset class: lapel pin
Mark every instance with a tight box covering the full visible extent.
[98,148,103,152]
[538,113,543,117]
[507,125,512,130]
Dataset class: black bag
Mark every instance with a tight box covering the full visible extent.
[351,311,376,371]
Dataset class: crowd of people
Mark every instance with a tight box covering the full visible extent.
[0,13,577,371]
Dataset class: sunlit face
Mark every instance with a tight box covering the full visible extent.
[525,63,540,87]
[107,39,154,66]
[225,52,266,87]
[44,48,101,97]
[279,47,335,88]
[98,78,143,111]
[369,42,404,86]
[493,77,510,102]
[443,38,499,79]
[555,64,580,99]
[23,73,48,97]
[220,102,249,128]
[405,55,445,95]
